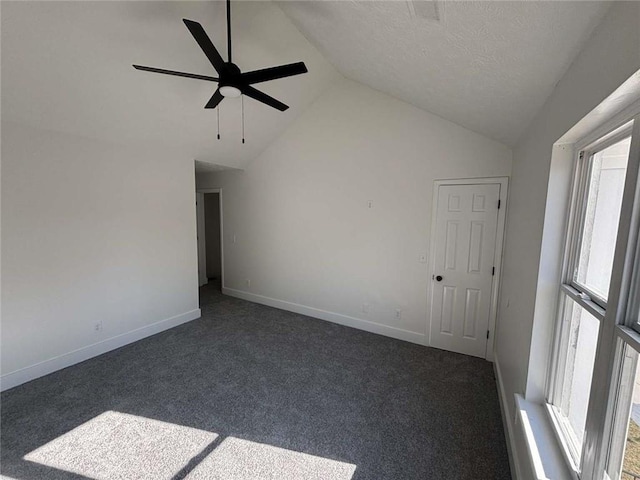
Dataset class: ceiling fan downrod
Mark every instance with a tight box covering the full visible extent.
[227,0,232,64]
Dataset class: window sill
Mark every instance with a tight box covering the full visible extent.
[515,394,576,480]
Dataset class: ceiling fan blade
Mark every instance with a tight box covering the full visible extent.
[183,19,226,75]
[204,89,224,109]
[241,86,289,111]
[240,62,308,85]
[132,65,218,82]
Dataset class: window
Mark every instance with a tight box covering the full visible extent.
[574,137,631,303]
[606,344,639,480]
[547,117,640,480]
[555,298,601,459]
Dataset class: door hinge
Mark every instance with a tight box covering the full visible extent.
[497,199,501,209]
[492,266,495,276]
[486,330,490,339]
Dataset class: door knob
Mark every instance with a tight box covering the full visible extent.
[435,275,443,282]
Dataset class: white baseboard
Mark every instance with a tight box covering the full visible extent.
[494,354,523,480]
[222,287,425,346]
[1,308,201,392]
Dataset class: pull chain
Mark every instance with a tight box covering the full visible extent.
[241,95,245,144]
[216,107,220,140]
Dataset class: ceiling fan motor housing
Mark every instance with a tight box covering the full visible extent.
[219,63,242,89]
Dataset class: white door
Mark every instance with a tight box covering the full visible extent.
[196,192,207,287]
[429,183,501,358]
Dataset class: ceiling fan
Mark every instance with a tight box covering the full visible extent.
[133,0,308,112]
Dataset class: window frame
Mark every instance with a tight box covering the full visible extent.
[566,127,634,309]
[546,113,640,480]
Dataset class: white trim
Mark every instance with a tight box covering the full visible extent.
[494,355,524,480]
[196,187,224,290]
[222,287,425,345]
[560,284,606,320]
[545,403,581,476]
[426,176,509,361]
[545,146,583,408]
[570,97,640,152]
[518,396,577,480]
[0,308,201,392]
[196,192,207,287]
[579,122,634,159]
[616,326,640,351]
[219,189,225,290]
[520,397,556,480]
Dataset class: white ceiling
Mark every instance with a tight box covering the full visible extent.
[278,1,612,146]
[195,160,238,174]
[1,1,340,169]
[2,0,613,164]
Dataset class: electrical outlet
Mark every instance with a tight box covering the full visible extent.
[367,200,373,209]
[395,309,402,319]
[233,234,237,244]
[362,303,369,314]
[94,321,103,332]
[246,279,251,287]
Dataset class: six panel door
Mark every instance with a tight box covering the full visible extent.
[429,183,501,358]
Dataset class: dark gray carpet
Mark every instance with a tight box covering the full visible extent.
[1,282,511,480]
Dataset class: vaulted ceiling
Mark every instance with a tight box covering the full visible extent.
[1,1,340,169]
[278,1,611,146]
[2,1,612,169]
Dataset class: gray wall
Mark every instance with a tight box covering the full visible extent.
[196,77,512,344]
[494,2,640,478]
[204,193,222,280]
[1,121,200,386]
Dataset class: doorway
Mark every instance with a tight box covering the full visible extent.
[427,178,508,359]
[196,189,223,292]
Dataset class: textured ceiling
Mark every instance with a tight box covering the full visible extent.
[2,0,613,160]
[278,1,612,145]
[1,1,340,169]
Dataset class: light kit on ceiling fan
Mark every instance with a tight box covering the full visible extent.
[133,0,308,143]
[219,86,242,98]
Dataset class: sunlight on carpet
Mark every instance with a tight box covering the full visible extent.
[24,411,356,480]
[24,411,218,479]
[185,437,356,480]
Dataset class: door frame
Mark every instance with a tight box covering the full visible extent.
[426,176,509,361]
[196,192,207,286]
[196,188,224,290]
